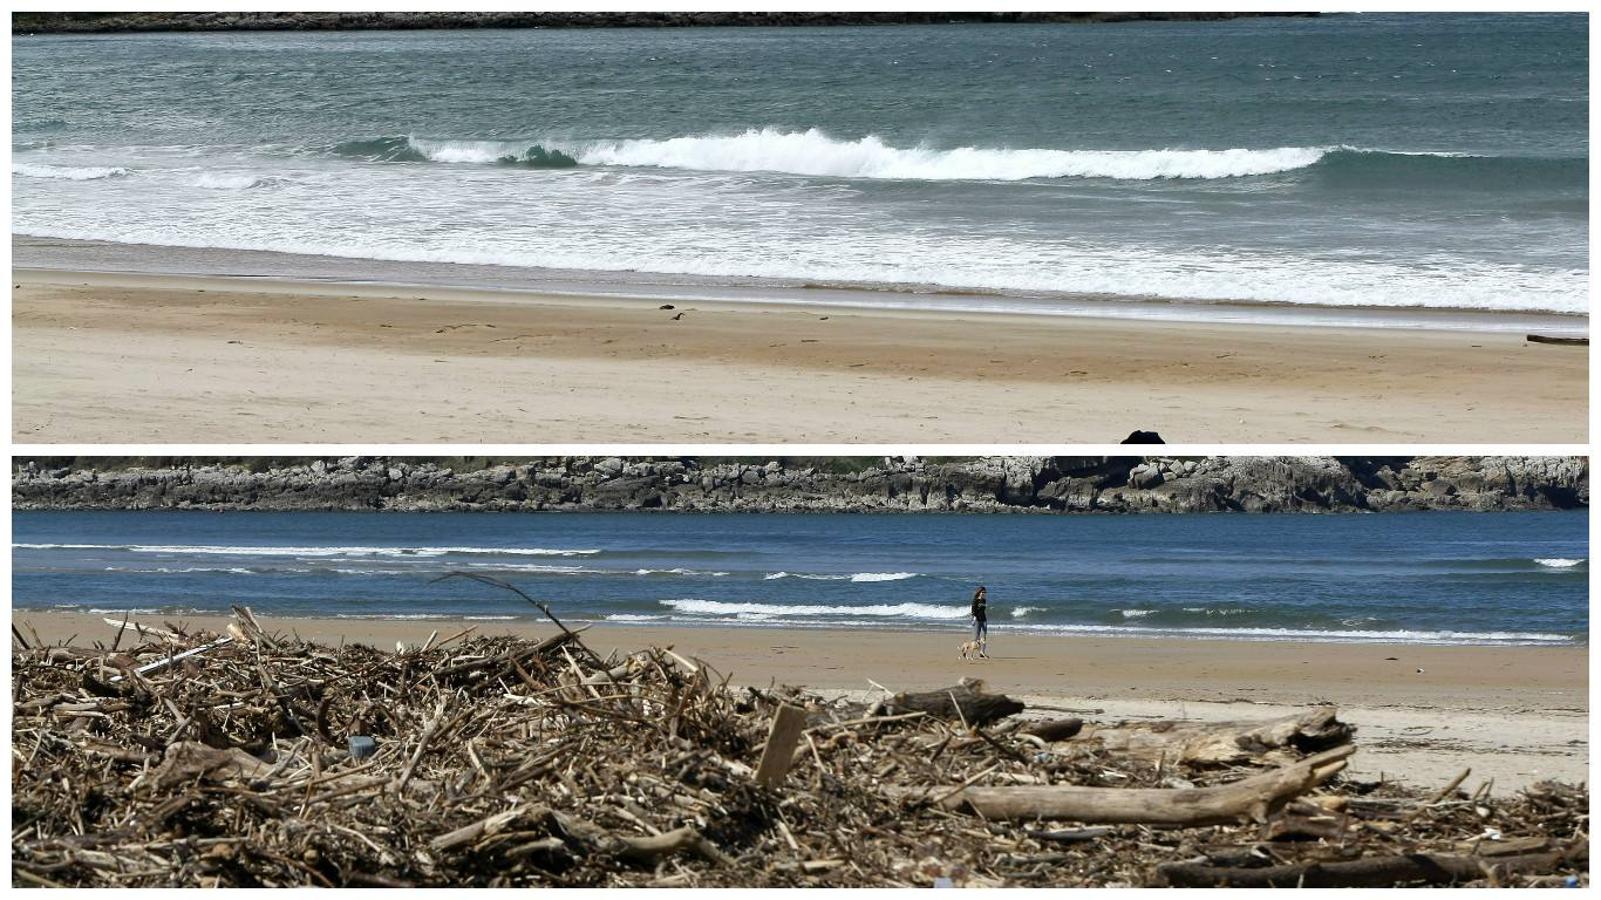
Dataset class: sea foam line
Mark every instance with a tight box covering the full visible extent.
[662,598,966,620]
[763,571,921,582]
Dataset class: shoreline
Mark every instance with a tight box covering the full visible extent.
[17,607,1586,651]
[13,267,1588,443]
[14,236,1590,334]
[16,610,1587,790]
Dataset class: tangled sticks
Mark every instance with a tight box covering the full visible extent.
[10,611,1589,888]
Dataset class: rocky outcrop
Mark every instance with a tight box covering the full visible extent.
[11,456,1586,514]
[13,12,1316,34]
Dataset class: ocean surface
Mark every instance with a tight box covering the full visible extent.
[11,14,1588,319]
[12,510,1587,646]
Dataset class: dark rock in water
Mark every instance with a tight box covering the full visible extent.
[494,145,579,169]
[1121,430,1165,444]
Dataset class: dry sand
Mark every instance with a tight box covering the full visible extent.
[13,269,1587,443]
[17,611,1587,791]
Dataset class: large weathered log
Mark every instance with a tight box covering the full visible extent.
[1068,706,1353,766]
[874,678,1024,727]
[1155,841,1587,888]
[895,744,1353,826]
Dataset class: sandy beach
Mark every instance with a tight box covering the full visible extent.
[13,268,1587,444]
[18,610,1587,791]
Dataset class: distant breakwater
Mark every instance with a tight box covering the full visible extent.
[13,12,1317,34]
[12,456,1586,514]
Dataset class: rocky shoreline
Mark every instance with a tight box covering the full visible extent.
[13,12,1316,34]
[12,456,1586,515]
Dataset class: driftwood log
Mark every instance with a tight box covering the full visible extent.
[873,678,1024,727]
[1020,718,1084,742]
[1526,334,1588,347]
[895,744,1354,826]
[1066,706,1353,766]
[1156,841,1588,888]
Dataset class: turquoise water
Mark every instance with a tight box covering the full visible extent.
[12,510,1587,645]
[11,14,1587,316]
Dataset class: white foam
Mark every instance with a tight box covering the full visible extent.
[604,613,670,622]
[14,162,131,180]
[633,567,729,577]
[1010,606,1043,619]
[848,572,921,583]
[575,129,1333,181]
[1535,557,1585,568]
[462,563,606,575]
[194,172,279,190]
[661,598,966,620]
[1120,609,1156,619]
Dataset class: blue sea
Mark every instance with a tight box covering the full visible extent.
[10,13,1587,319]
[12,510,1587,646]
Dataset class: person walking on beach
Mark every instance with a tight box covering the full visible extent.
[970,586,989,658]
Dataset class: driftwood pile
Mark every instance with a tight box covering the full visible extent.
[11,612,1590,888]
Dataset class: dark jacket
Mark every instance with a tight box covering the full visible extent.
[971,595,987,621]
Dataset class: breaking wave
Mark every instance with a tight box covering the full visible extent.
[849,572,921,583]
[14,162,131,181]
[576,129,1335,180]
[762,571,921,582]
[1535,557,1585,568]
[323,130,1546,183]
[661,598,966,620]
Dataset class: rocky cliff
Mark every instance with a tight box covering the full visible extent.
[12,456,1586,514]
[13,12,1316,34]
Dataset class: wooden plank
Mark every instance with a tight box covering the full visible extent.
[755,704,808,788]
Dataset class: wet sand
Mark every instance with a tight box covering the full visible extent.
[17,610,1587,790]
[13,269,1588,443]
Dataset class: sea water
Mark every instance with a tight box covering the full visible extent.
[12,509,1586,645]
[11,14,1587,318]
